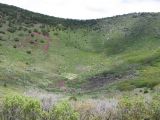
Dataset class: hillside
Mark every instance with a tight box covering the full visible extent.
[0,3,160,97]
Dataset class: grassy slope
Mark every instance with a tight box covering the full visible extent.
[0,3,160,95]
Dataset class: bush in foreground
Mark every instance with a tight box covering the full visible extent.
[50,101,79,120]
[0,94,160,120]
[0,95,42,120]
[117,94,160,120]
[0,95,79,120]
[117,96,149,120]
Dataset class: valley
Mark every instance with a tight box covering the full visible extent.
[0,3,160,120]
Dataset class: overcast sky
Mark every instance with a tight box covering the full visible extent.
[0,0,160,19]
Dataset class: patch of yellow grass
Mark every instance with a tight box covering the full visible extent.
[62,73,78,80]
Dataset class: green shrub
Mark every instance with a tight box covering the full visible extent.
[149,94,160,120]
[23,98,42,120]
[26,50,31,54]
[50,101,79,120]
[13,45,17,48]
[18,32,24,37]
[23,27,28,31]
[0,95,42,120]
[0,37,5,41]
[31,34,34,37]
[1,94,160,120]
[41,29,49,36]
[2,95,25,120]
[14,38,19,42]
[18,26,23,30]
[118,96,149,120]
[116,82,135,91]
[28,30,32,33]
[144,88,149,94]
[0,36,2,40]
[69,96,77,101]
[118,95,160,120]
[3,82,7,87]
[34,29,38,32]
[0,31,5,34]
[40,40,45,43]
[7,27,16,33]
[54,32,58,36]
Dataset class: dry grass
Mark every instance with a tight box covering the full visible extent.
[24,89,64,111]
[72,99,118,120]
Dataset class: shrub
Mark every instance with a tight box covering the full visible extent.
[23,27,28,31]
[23,98,42,120]
[13,45,17,48]
[18,26,23,30]
[113,94,160,120]
[1,94,160,120]
[26,50,31,54]
[1,95,25,120]
[117,96,149,120]
[0,36,2,40]
[34,29,38,32]
[7,27,16,33]
[50,101,79,120]
[14,38,19,42]
[30,41,35,44]
[40,40,45,43]
[28,30,32,33]
[144,88,149,94]
[0,31,5,34]
[0,95,42,120]
[31,34,34,37]
[54,32,58,36]
[116,82,135,91]
[18,33,24,37]
[149,94,160,120]
[0,36,6,41]
[41,29,49,36]
[69,96,77,101]
[40,25,45,29]
[3,82,7,87]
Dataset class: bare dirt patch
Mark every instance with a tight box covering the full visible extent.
[84,69,137,90]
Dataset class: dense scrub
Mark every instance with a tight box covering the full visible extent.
[0,94,160,120]
[0,95,79,120]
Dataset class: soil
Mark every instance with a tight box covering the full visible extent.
[83,69,137,90]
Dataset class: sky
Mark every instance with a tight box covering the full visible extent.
[0,0,160,19]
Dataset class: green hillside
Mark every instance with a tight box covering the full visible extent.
[0,3,160,96]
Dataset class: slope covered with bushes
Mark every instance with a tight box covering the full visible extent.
[0,3,160,95]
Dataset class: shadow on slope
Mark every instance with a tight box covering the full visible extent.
[104,14,157,55]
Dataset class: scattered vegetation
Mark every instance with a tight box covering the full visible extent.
[0,4,160,120]
[0,3,160,92]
